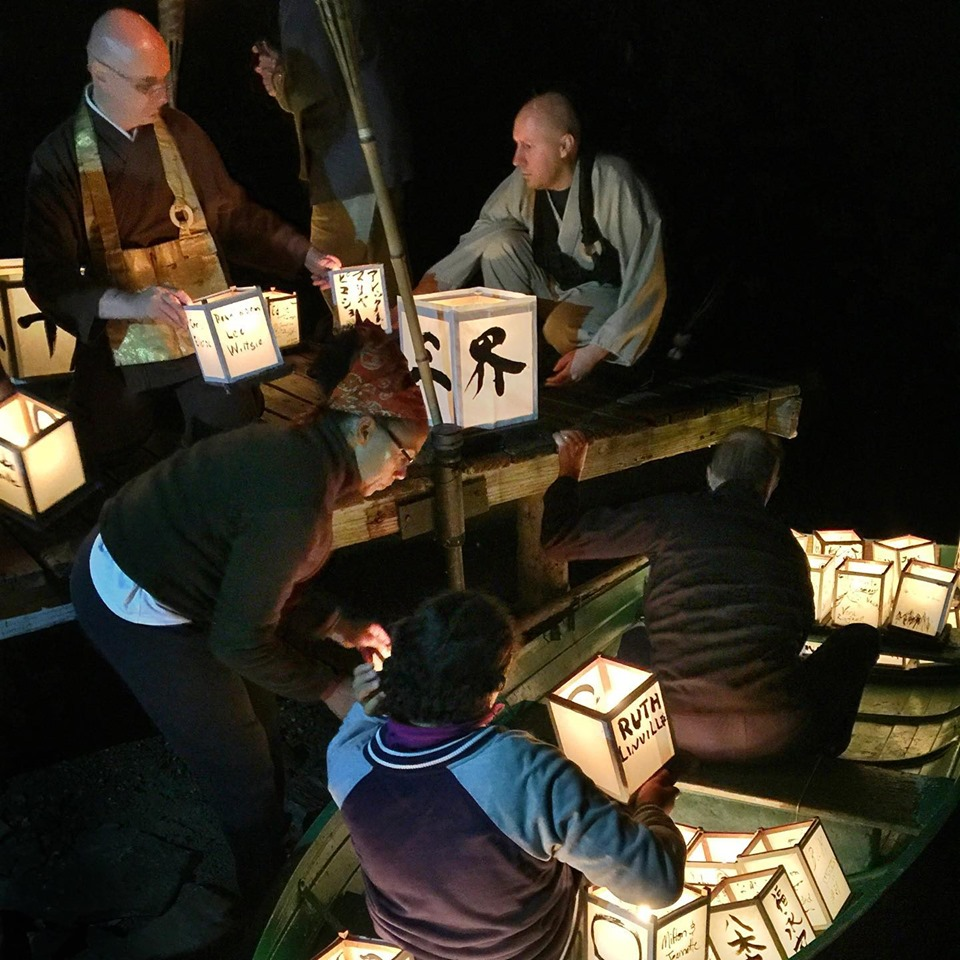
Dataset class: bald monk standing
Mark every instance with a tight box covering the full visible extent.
[24,8,340,464]
[415,92,667,386]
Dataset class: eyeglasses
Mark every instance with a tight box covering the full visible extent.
[95,58,169,96]
[381,422,414,465]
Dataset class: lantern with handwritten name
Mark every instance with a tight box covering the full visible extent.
[546,655,674,802]
[0,392,85,518]
[889,559,960,639]
[870,535,939,581]
[331,264,391,332]
[586,884,708,960]
[399,287,537,429]
[0,258,75,381]
[184,287,283,384]
[806,554,839,624]
[736,818,849,933]
[312,932,412,959]
[812,529,864,561]
[708,866,815,960]
[684,831,756,888]
[833,558,895,628]
[263,288,300,349]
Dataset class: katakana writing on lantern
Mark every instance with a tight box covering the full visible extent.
[466,326,527,397]
[334,267,387,328]
[410,332,451,390]
[725,914,767,960]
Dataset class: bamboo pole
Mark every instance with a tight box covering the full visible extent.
[157,0,184,108]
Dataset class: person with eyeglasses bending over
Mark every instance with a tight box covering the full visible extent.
[23,7,341,470]
[69,321,428,917]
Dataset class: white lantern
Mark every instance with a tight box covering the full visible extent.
[676,823,703,851]
[889,559,960,639]
[870,535,939,579]
[184,286,283,384]
[684,831,756,888]
[0,258,76,381]
[330,264,391,332]
[709,867,815,960]
[736,818,849,933]
[586,884,708,960]
[812,529,864,560]
[546,655,674,802]
[0,392,85,518]
[263,288,300,349]
[833,558,895,627]
[791,530,813,553]
[399,287,537,429]
[311,932,412,960]
[806,554,839,624]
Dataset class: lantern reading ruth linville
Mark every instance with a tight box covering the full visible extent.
[311,932,412,960]
[889,559,960,639]
[833,558,895,628]
[812,529,864,560]
[737,818,850,933]
[546,655,674,802]
[684,831,756,888]
[263,288,300,349]
[399,287,538,429]
[0,392,85,518]
[708,866,816,960]
[586,884,709,960]
[870,535,939,579]
[331,264,391,332]
[806,554,839,624]
[184,286,283,385]
[0,258,76,381]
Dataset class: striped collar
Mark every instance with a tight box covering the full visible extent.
[364,724,497,771]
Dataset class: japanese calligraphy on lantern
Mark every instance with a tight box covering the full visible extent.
[331,264,390,332]
[833,558,894,627]
[890,560,959,637]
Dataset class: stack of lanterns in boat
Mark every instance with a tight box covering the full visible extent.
[793,529,960,662]
[544,656,852,959]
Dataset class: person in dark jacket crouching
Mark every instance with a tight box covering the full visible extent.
[328,590,685,960]
[542,426,879,764]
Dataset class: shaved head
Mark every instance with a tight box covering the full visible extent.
[87,8,170,130]
[511,92,580,191]
[517,92,581,143]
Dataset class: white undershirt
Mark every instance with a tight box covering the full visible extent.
[84,84,137,142]
[88,533,190,626]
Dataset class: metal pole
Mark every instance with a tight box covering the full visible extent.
[431,424,466,590]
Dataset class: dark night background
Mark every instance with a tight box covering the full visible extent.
[1,2,959,957]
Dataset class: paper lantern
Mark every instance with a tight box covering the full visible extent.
[676,823,703,851]
[399,287,537,429]
[586,884,708,960]
[870,535,939,579]
[812,529,864,560]
[833,558,895,627]
[0,392,85,518]
[806,554,839,624]
[0,258,75,381]
[684,831,756,888]
[184,286,283,384]
[546,655,674,802]
[311,932,412,960]
[736,818,849,933]
[889,559,960,639]
[263,288,300,349]
[791,530,813,553]
[331,264,391,332]
[708,867,815,960]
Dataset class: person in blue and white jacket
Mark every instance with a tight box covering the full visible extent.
[327,590,685,960]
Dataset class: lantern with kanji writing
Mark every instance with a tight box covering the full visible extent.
[0,258,75,381]
[184,286,284,384]
[806,553,839,624]
[870,535,938,580]
[399,287,537,429]
[889,559,960,639]
[684,831,756,888]
[311,932,412,959]
[263,288,300,349]
[736,818,849,933]
[0,392,85,518]
[546,655,674,802]
[812,529,864,561]
[833,558,895,628]
[331,264,391,332]
[708,866,816,960]
[586,884,709,960]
